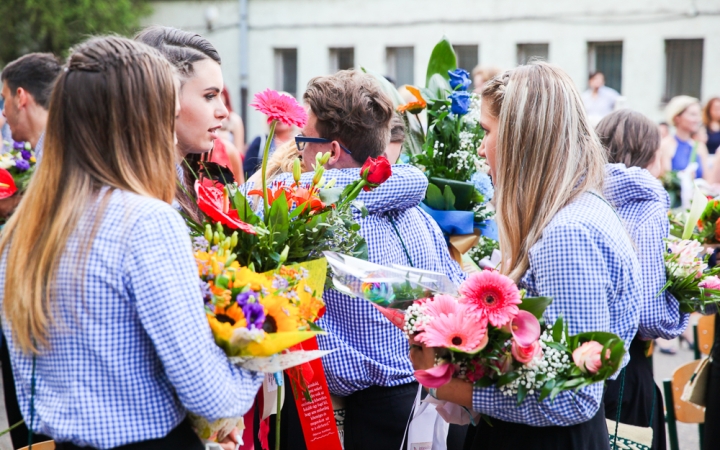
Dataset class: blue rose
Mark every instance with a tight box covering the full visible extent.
[448,69,471,91]
[449,91,471,115]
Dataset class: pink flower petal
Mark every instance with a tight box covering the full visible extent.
[511,310,541,347]
[414,363,454,388]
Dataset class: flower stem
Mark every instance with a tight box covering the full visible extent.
[262,120,278,219]
[275,373,282,450]
[337,180,367,210]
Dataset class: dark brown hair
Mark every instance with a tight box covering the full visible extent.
[596,109,660,169]
[390,114,405,144]
[304,70,394,164]
[1,53,61,109]
[703,97,720,127]
[136,25,222,220]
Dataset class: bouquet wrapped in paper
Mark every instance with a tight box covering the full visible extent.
[326,253,626,408]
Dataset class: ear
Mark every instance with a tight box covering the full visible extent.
[326,141,343,167]
[15,87,28,108]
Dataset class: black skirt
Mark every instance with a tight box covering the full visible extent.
[604,336,666,450]
[703,313,720,450]
[464,402,610,450]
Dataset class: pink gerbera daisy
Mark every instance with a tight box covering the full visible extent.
[459,270,521,328]
[423,294,462,318]
[416,309,488,353]
[250,89,308,128]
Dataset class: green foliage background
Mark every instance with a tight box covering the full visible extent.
[0,0,151,67]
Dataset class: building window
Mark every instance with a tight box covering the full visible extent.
[588,41,623,94]
[386,47,414,87]
[453,45,479,73]
[329,47,355,73]
[517,43,549,65]
[274,48,297,97]
[665,39,704,101]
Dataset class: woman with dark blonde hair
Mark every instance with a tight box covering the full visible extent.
[410,62,641,449]
[0,36,261,449]
[598,109,687,450]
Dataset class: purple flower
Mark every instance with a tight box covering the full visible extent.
[242,302,266,329]
[12,141,24,150]
[199,281,213,303]
[15,159,30,171]
[236,291,258,307]
[20,150,32,161]
[272,275,289,290]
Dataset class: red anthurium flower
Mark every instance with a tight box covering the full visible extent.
[0,169,17,199]
[360,156,392,191]
[195,180,256,234]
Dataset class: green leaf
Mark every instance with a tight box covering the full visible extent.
[425,37,457,87]
[319,187,342,205]
[539,379,556,401]
[268,191,289,244]
[442,185,456,210]
[516,383,528,406]
[496,371,521,387]
[362,66,407,107]
[424,183,446,210]
[427,73,452,99]
[474,377,495,388]
[552,317,564,342]
[518,296,553,319]
[429,178,475,210]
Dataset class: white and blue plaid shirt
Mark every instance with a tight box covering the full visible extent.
[604,164,689,339]
[0,189,262,448]
[472,191,641,426]
[274,165,466,396]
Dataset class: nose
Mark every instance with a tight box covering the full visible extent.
[217,101,229,121]
[478,141,486,157]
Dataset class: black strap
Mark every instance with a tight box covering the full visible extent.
[388,214,414,268]
[611,367,627,450]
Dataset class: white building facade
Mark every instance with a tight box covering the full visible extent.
[146,0,720,140]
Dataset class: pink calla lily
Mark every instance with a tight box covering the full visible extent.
[414,363,454,388]
[510,310,541,347]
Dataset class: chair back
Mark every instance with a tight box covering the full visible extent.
[18,442,55,450]
[697,314,715,357]
[670,360,705,423]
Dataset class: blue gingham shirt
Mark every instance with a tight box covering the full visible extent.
[274,165,466,396]
[472,191,641,426]
[604,164,689,339]
[0,189,262,448]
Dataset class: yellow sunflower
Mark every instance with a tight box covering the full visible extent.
[260,294,300,333]
[207,303,247,351]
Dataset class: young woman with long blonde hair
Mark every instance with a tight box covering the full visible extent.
[0,36,261,450]
[410,62,641,449]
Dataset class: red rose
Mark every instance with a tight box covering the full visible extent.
[360,156,392,191]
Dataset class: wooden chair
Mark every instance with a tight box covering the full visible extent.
[18,441,55,450]
[695,314,715,358]
[664,360,705,450]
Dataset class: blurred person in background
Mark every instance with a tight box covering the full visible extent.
[703,97,720,155]
[383,114,406,164]
[599,109,689,450]
[1,52,61,160]
[471,65,501,94]
[219,87,245,151]
[244,98,296,177]
[664,95,709,180]
[658,122,670,140]
[581,71,620,126]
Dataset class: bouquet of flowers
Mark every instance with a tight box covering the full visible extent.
[0,141,36,190]
[363,38,498,268]
[660,238,720,313]
[326,253,626,407]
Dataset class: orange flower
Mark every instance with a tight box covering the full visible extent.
[397,86,426,114]
[290,186,325,214]
[715,217,720,242]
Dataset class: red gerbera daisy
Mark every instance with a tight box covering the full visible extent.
[458,270,521,327]
[250,89,308,128]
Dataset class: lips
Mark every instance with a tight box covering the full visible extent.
[208,125,222,140]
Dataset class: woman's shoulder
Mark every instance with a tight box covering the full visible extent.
[103,190,184,231]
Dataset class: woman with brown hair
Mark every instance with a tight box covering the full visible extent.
[410,62,641,449]
[703,97,720,155]
[0,36,261,449]
[135,26,232,218]
[598,109,688,450]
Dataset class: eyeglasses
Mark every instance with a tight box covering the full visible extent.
[295,135,352,155]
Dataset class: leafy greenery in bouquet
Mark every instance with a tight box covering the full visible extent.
[325,254,625,406]
[661,170,682,210]
[0,140,36,190]
[694,199,720,244]
[363,38,497,266]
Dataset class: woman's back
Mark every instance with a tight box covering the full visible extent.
[1,189,259,448]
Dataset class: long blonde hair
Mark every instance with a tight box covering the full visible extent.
[0,36,178,354]
[482,62,606,282]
